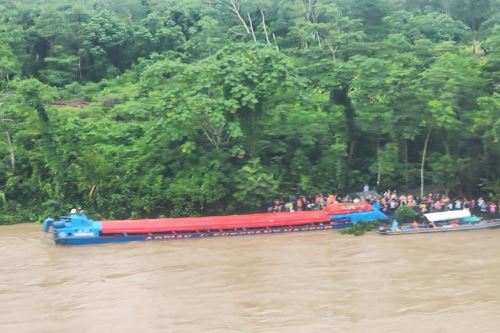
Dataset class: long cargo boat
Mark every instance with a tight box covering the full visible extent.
[42,202,383,245]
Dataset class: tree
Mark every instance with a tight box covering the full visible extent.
[233,158,279,209]
[417,47,487,195]
[384,11,470,43]
[0,45,19,82]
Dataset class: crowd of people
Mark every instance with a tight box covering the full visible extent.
[268,187,500,219]
[376,190,499,218]
[267,193,337,213]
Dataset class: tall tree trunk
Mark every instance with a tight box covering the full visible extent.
[78,57,83,81]
[272,33,279,50]
[442,131,450,156]
[227,0,257,44]
[247,13,257,44]
[329,87,355,160]
[5,131,15,172]
[227,0,251,34]
[376,137,381,188]
[260,9,271,46]
[404,139,408,191]
[443,139,450,156]
[348,140,356,160]
[326,43,338,62]
[471,28,478,57]
[420,128,432,198]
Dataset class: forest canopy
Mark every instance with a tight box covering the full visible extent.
[0,0,499,223]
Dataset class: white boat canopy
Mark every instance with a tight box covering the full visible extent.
[424,209,471,222]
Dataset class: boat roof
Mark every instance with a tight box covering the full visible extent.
[424,209,471,222]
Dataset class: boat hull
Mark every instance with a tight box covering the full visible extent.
[379,220,500,236]
[55,223,353,245]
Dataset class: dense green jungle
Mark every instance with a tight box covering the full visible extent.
[0,0,499,223]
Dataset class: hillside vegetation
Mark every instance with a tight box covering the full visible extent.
[0,0,499,223]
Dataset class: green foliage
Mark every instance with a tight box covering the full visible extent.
[395,205,417,224]
[384,11,470,42]
[430,154,470,194]
[233,158,279,210]
[0,0,500,223]
[0,44,18,82]
[338,220,383,236]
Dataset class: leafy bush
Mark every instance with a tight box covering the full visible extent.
[338,220,384,236]
[395,205,417,224]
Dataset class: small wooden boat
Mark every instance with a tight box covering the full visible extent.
[379,219,500,235]
[378,209,500,235]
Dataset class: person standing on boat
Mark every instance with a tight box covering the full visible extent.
[314,194,324,210]
[479,199,488,216]
[469,199,476,213]
[463,199,470,209]
[391,219,399,232]
[273,199,282,212]
[327,193,336,204]
[434,200,441,212]
[419,202,428,214]
[296,197,304,211]
[389,199,398,214]
[489,202,497,217]
[478,197,485,211]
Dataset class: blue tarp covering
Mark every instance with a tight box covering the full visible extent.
[460,216,481,223]
[330,209,386,223]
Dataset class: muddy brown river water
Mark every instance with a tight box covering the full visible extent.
[1,223,500,333]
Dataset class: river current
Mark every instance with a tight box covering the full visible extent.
[1,223,500,333]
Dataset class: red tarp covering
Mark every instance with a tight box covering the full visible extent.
[101,203,373,234]
[101,211,330,234]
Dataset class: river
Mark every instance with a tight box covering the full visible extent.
[1,223,500,333]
